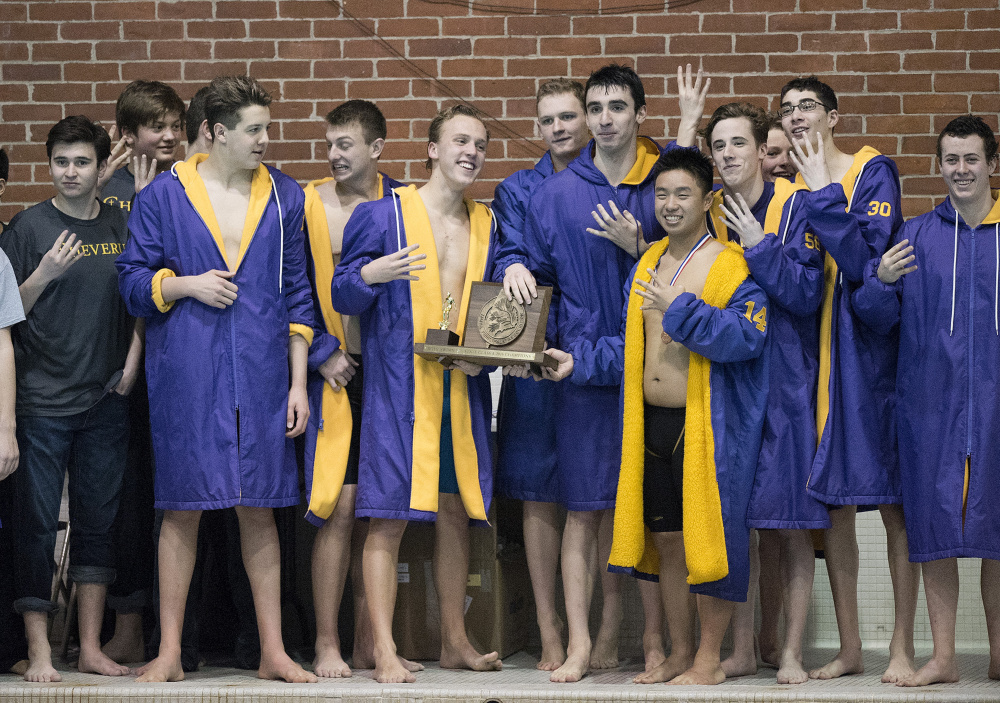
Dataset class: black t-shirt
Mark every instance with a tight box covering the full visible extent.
[101,166,135,221]
[1,199,132,416]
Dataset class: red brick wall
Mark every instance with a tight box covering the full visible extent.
[2,0,999,222]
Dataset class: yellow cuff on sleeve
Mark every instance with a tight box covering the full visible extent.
[289,323,314,347]
[151,269,177,313]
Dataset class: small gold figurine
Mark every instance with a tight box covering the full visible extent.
[439,292,455,330]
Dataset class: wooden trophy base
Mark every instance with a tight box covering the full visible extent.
[413,283,558,372]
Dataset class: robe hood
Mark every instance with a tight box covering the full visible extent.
[567,136,662,187]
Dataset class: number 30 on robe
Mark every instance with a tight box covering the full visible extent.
[744,301,767,332]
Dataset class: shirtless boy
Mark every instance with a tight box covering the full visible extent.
[301,100,404,678]
[331,105,503,684]
[547,147,770,685]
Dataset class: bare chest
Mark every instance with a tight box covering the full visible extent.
[204,185,251,269]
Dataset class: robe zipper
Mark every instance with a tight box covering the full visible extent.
[967,226,974,459]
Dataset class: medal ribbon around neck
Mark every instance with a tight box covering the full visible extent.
[661,232,714,344]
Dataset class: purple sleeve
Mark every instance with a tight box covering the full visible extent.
[744,195,824,317]
[116,186,168,318]
[804,159,902,283]
[331,200,386,316]
[661,278,768,363]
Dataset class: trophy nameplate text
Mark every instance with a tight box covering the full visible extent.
[414,282,557,371]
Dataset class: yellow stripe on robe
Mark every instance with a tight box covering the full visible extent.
[173,152,273,272]
[400,184,492,520]
[300,177,362,522]
[610,238,749,585]
[809,146,880,444]
[709,191,731,243]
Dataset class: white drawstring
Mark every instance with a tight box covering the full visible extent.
[950,212,958,336]
[273,177,284,293]
[781,192,798,245]
[392,189,403,251]
[994,223,998,335]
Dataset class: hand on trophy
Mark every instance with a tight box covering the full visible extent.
[503,262,537,305]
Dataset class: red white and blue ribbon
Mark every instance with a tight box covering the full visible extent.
[668,232,714,286]
[660,232,714,344]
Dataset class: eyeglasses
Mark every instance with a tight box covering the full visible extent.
[777,99,828,118]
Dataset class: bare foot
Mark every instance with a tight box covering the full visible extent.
[24,657,62,683]
[808,648,864,679]
[537,616,566,671]
[759,634,781,669]
[589,619,620,669]
[440,641,502,672]
[881,650,916,683]
[10,659,28,676]
[313,643,351,678]
[400,656,424,672]
[897,657,959,687]
[373,650,416,684]
[721,648,757,678]
[550,651,588,683]
[77,647,130,676]
[258,651,317,683]
[353,652,423,673]
[776,650,808,684]
[760,643,781,669]
[643,632,666,672]
[136,655,184,682]
[588,642,618,669]
[668,661,726,685]
[101,630,146,665]
[634,652,693,683]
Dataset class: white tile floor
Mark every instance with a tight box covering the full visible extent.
[2,650,998,703]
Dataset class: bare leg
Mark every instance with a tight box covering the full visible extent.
[880,504,918,683]
[757,529,783,667]
[523,500,565,670]
[590,508,622,669]
[136,509,201,682]
[776,529,814,684]
[550,509,601,683]
[22,611,61,682]
[231,506,316,683]
[312,485,356,678]
[668,595,734,685]
[436,493,501,672]
[634,531,695,683]
[722,529,758,678]
[364,517,414,683]
[638,578,666,671]
[809,506,864,679]
[898,559,958,686]
[76,583,130,675]
[101,612,145,664]
[982,559,1000,679]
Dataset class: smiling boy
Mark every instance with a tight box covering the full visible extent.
[855,115,1000,687]
[779,75,917,684]
[331,104,502,684]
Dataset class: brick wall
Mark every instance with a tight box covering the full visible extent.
[2,0,999,223]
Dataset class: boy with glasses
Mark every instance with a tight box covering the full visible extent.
[779,75,917,684]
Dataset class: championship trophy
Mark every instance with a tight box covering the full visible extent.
[414,282,557,371]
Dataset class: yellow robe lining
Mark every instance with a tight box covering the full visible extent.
[300,177,385,521]
[401,184,491,519]
[173,152,272,272]
[610,238,749,584]
[811,146,881,443]
[619,137,661,186]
